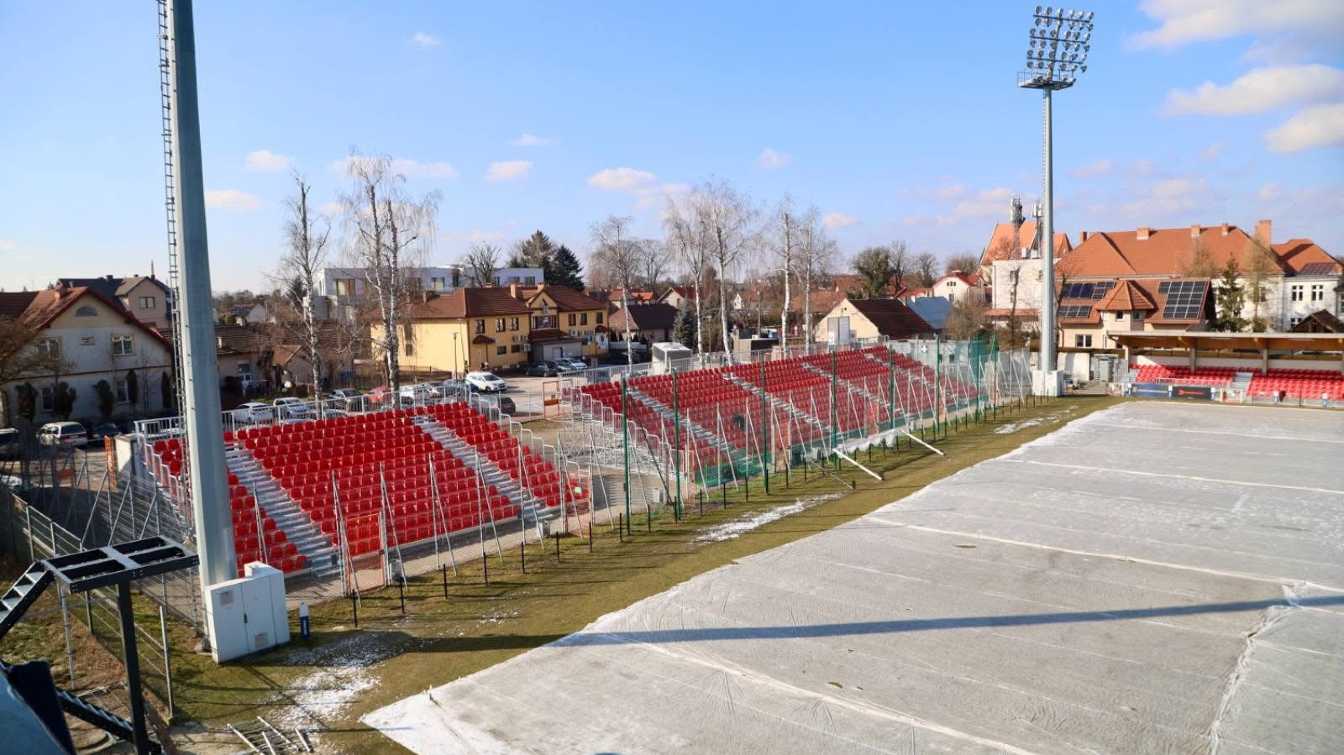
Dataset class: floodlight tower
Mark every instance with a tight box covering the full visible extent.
[1020,6,1093,375]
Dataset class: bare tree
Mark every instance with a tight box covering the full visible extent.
[638,239,670,291]
[1242,239,1276,331]
[463,242,502,287]
[796,206,836,352]
[913,252,938,287]
[889,240,910,288]
[341,154,437,397]
[592,215,641,367]
[691,180,756,357]
[273,174,330,393]
[0,317,66,427]
[768,196,802,351]
[944,253,979,276]
[665,198,710,354]
[853,246,895,298]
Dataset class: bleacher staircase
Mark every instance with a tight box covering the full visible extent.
[411,415,556,532]
[799,362,888,406]
[223,446,340,578]
[625,385,732,453]
[721,372,827,433]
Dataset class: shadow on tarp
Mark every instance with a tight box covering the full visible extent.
[551,594,1344,648]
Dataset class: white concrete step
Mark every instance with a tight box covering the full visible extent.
[224,447,340,577]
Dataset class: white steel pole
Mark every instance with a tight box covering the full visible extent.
[1040,87,1057,373]
[170,0,236,587]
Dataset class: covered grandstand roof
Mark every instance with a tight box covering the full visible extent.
[1109,331,1344,353]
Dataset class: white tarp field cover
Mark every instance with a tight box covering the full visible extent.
[364,402,1344,754]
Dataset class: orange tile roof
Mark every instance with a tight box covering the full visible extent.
[1062,224,1297,278]
[981,221,1072,266]
[1272,239,1341,275]
[409,288,531,319]
[1096,280,1156,312]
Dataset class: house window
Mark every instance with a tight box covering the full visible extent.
[75,305,97,317]
[1115,312,1125,321]
[430,277,446,291]
[115,376,129,403]
[112,335,134,356]
[1310,284,1324,302]
[37,338,61,359]
[511,317,519,331]
[496,318,506,332]
[475,319,485,334]
[402,323,415,356]
[580,312,588,326]
[41,386,54,412]
[1074,334,1093,348]
[496,346,507,356]
[596,312,603,325]
[511,344,523,353]
[525,276,536,285]
[139,296,156,310]
[335,278,356,297]
[568,313,577,326]
[1289,316,1303,327]
[1290,285,1303,302]
[80,336,96,346]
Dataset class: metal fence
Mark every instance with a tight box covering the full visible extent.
[0,486,179,717]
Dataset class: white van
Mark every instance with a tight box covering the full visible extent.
[37,421,87,448]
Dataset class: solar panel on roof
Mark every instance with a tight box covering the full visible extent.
[1298,262,1337,276]
[1058,304,1093,319]
[1160,280,1208,320]
[1090,281,1115,300]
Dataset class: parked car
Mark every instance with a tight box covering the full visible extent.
[527,360,562,377]
[328,388,359,409]
[558,357,588,373]
[0,427,21,459]
[233,402,274,424]
[86,422,122,446]
[37,421,87,448]
[440,379,468,400]
[465,371,508,393]
[273,396,313,420]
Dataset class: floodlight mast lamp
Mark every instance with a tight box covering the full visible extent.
[1019,6,1093,373]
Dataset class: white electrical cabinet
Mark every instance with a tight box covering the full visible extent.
[204,562,290,662]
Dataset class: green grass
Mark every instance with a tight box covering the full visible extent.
[5,394,1120,752]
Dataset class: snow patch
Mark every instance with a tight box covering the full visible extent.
[268,632,398,732]
[994,418,1043,434]
[695,494,842,543]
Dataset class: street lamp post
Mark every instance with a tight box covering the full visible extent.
[1019,6,1094,374]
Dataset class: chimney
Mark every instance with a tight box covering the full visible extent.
[1080,230,1089,243]
[1220,223,1230,236]
[509,282,521,300]
[1255,219,1272,246]
[1189,224,1201,239]
[1137,226,1151,241]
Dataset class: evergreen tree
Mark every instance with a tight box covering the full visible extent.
[673,302,697,349]
[549,244,585,290]
[1214,256,1247,332]
[511,230,556,268]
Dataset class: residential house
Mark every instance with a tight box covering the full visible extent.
[657,286,699,310]
[491,267,544,287]
[510,284,608,363]
[602,288,656,309]
[271,322,358,391]
[1056,220,1339,343]
[980,200,1073,327]
[1056,278,1215,350]
[58,274,175,331]
[608,303,678,344]
[930,271,986,305]
[318,265,467,322]
[814,296,935,345]
[1,285,172,424]
[215,323,273,393]
[378,288,533,377]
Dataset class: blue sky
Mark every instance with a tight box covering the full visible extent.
[2,1,1342,291]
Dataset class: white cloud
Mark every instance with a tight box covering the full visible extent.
[1265,103,1344,151]
[1133,0,1344,49]
[1258,183,1281,201]
[938,187,1015,225]
[756,147,792,169]
[636,183,691,212]
[205,189,261,211]
[331,155,458,179]
[587,167,656,191]
[933,184,966,200]
[822,212,857,230]
[1118,177,1210,219]
[1201,143,1224,161]
[410,32,441,48]
[1070,159,1113,179]
[1164,64,1344,115]
[0,239,16,252]
[511,133,552,147]
[485,160,532,182]
[244,149,291,172]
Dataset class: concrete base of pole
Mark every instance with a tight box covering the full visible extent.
[1031,369,1065,397]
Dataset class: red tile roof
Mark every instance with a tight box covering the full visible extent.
[6,285,169,346]
[524,284,605,312]
[1062,224,1286,278]
[1096,280,1156,312]
[1272,239,1341,275]
[981,221,1072,266]
[409,288,531,319]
